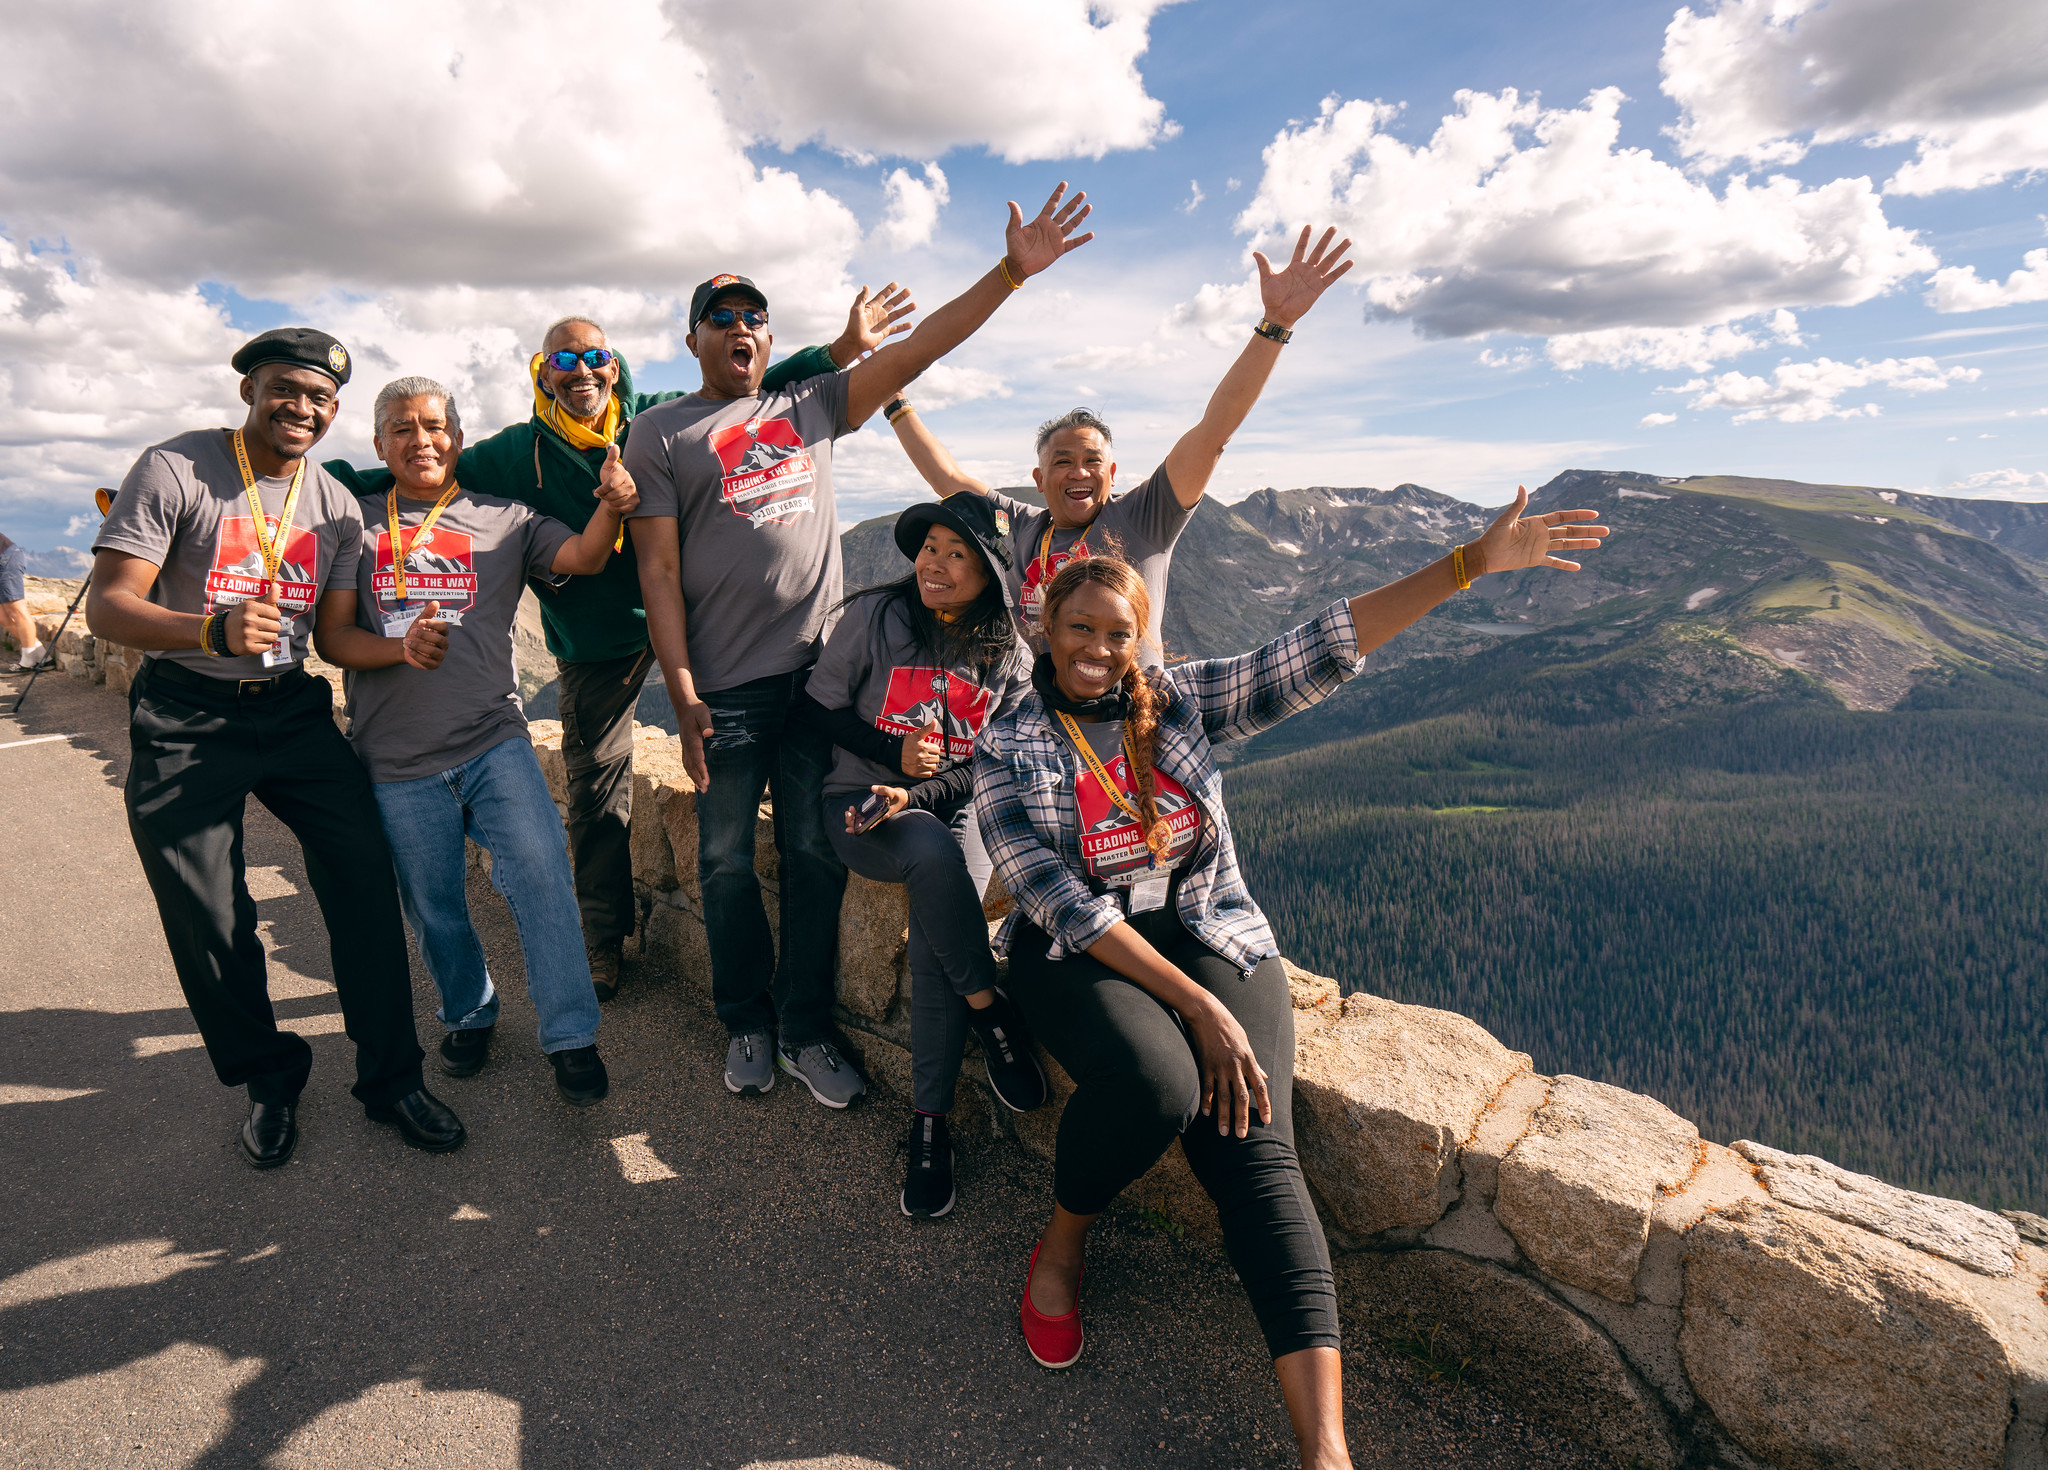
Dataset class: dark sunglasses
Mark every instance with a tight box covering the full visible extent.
[544,348,616,371]
[703,307,768,329]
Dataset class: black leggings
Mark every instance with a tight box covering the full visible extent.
[1006,909,1339,1359]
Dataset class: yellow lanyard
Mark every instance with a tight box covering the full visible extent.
[1055,710,1146,829]
[1036,522,1090,589]
[230,429,305,598]
[385,482,463,605]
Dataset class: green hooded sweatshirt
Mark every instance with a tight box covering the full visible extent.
[327,343,841,665]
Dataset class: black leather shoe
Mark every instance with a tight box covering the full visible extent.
[550,1044,610,1106]
[365,1088,467,1152]
[438,1025,493,1078]
[241,1100,298,1169]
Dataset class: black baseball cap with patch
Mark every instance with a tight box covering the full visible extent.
[894,495,1017,611]
[230,327,352,386]
[688,273,769,330]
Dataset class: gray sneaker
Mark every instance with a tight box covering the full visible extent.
[777,1040,866,1110]
[724,1032,776,1096]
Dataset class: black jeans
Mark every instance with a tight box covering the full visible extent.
[124,664,425,1108]
[555,645,656,948]
[825,797,994,1113]
[1008,908,1339,1359]
[697,669,847,1046]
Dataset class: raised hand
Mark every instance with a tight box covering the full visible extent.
[899,718,944,778]
[401,601,449,670]
[227,594,281,656]
[1004,182,1095,281]
[595,444,638,517]
[1254,225,1354,328]
[1471,486,1610,575]
[836,283,917,363]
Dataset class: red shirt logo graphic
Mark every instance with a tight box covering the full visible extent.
[371,526,477,625]
[711,416,818,528]
[1018,540,1092,628]
[1074,748,1199,885]
[206,515,319,616]
[875,665,993,760]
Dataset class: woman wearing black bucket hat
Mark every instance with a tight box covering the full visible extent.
[796,494,1048,1216]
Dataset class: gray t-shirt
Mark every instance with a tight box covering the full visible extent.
[625,372,852,694]
[1064,716,1200,889]
[988,467,1191,656]
[342,488,574,783]
[807,591,1030,797]
[93,428,363,679]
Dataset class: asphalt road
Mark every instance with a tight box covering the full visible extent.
[0,665,1601,1470]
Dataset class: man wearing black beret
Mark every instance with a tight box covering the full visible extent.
[88,326,468,1168]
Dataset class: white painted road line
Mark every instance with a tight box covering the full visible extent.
[0,734,70,750]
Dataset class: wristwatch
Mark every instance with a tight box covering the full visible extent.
[1253,318,1293,344]
[883,396,913,423]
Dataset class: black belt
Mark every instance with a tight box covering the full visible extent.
[145,657,307,699]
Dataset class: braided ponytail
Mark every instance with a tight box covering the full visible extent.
[1039,554,1171,856]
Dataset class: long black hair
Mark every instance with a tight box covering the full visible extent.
[838,549,1018,681]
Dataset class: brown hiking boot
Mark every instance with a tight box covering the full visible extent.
[588,940,624,1003]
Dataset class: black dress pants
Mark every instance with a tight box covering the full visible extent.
[124,663,425,1108]
[1007,907,1340,1359]
[555,645,655,948]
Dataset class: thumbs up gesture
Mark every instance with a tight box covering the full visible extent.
[401,601,449,670]
[227,592,282,656]
[594,443,638,517]
[900,717,945,778]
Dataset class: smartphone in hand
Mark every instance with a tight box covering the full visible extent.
[853,791,892,834]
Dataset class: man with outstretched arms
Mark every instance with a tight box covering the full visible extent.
[329,292,912,1004]
[881,226,1353,659]
[86,328,466,1169]
[628,182,1094,1106]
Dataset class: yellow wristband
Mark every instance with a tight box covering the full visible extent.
[199,614,218,655]
[1452,545,1472,591]
[997,256,1024,291]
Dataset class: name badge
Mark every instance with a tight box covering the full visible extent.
[1128,873,1170,914]
[381,606,421,639]
[261,642,294,669]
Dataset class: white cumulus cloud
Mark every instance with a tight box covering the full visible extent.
[1641,412,1679,426]
[1661,0,2048,195]
[1225,88,1935,342]
[1927,249,2048,313]
[1941,468,2048,498]
[1670,355,1980,424]
[1547,310,1803,372]
[875,164,951,252]
[670,0,1181,163]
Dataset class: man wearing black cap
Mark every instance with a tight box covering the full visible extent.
[627,182,1093,1107]
[326,290,911,1007]
[88,327,466,1168]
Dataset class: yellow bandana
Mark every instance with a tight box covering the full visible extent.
[529,353,621,450]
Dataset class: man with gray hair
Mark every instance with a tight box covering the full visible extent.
[317,376,638,1102]
[332,291,912,1006]
[880,226,1354,659]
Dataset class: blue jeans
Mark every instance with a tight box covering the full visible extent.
[372,735,601,1055]
[698,668,847,1046]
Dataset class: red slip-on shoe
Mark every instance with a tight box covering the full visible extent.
[1020,1242,1084,1369]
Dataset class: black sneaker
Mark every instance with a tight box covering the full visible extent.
[550,1044,609,1106]
[971,991,1047,1112]
[901,1112,955,1219]
[439,1026,493,1078]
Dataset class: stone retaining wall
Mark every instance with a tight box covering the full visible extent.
[27,613,2044,1470]
[527,719,2048,1470]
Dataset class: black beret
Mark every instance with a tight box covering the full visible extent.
[230,327,351,386]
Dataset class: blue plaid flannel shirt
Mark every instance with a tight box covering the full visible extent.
[974,598,1364,974]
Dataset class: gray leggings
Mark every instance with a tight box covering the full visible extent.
[823,796,995,1114]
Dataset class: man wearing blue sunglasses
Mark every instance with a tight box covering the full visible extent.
[329,289,913,1011]
[627,182,1094,1109]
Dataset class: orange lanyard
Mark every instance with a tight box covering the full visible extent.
[385,482,462,605]
[1035,522,1090,588]
[1055,711,1145,829]
[230,429,304,598]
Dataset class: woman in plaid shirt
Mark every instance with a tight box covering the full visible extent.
[975,488,1608,1467]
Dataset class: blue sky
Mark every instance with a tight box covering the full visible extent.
[3,0,2044,554]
